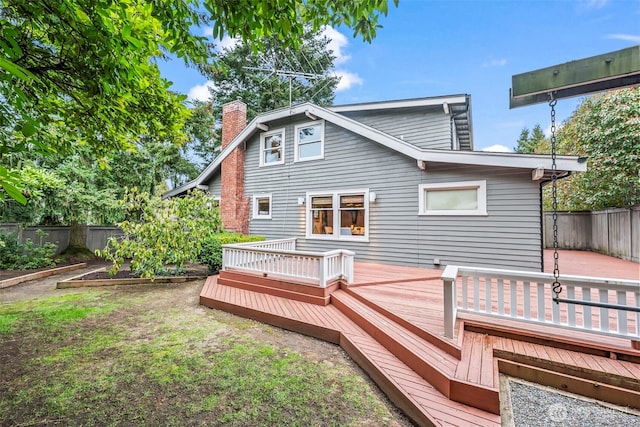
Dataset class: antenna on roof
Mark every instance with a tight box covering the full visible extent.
[244,66,326,107]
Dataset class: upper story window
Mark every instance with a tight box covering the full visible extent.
[418,180,487,216]
[252,194,272,219]
[294,121,324,162]
[306,189,369,241]
[260,128,285,167]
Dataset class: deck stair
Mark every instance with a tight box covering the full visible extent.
[201,263,640,426]
[331,289,500,414]
[217,269,339,306]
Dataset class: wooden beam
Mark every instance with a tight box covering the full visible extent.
[510,45,640,108]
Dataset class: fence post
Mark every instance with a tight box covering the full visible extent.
[441,265,459,339]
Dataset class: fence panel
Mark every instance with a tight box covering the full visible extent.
[544,206,639,262]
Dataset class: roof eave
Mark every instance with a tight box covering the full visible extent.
[418,150,587,173]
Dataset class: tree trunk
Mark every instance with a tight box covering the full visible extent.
[69,221,88,250]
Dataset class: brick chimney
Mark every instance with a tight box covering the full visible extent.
[220,100,249,234]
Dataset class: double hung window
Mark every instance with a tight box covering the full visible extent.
[260,129,285,166]
[294,121,324,162]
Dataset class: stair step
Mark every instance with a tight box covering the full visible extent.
[201,278,501,426]
[343,285,463,359]
[332,289,500,414]
[218,270,339,305]
[340,331,500,427]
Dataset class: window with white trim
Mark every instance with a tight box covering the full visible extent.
[419,180,487,216]
[259,128,285,166]
[306,190,369,240]
[252,194,272,219]
[294,121,324,162]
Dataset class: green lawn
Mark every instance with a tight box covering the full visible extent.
[0,281,407,426]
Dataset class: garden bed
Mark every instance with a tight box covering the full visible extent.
[0,263,89,290]
[56,263,212,289]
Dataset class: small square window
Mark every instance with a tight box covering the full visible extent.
[260,129,285,167]
[295,121,324,162]
[252,194,272,219]
[419,181,487,216]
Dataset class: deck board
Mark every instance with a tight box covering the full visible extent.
[201,254,640,426]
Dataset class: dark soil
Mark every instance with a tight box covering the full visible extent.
[0,256,107,282]
[74,262,212,280]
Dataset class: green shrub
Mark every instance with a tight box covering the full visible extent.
[97,189,223,279]
[196,233,265,273]
[0,230,58,270]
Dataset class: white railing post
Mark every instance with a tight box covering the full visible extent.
[319,257,327,288]
[343,250,355,284]
[222,247,229,271]
[441,265,459,339]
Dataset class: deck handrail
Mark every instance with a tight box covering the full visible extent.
[222,238,355,287]
[442,265,640,343]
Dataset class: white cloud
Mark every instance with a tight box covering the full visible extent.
[605,33,640,43]
[319,26,363,92]
[202,27,240,51]
[187,81,215,102]
[482,58,508,68]
[482,144,512,153]
[218,35,240,51]
[335,70,363,92]
[321,26,351,65]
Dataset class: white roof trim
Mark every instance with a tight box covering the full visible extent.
[418,150,587,172]
[329,95,468,112]
[164,100,586,198]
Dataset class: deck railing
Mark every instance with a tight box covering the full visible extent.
[442,265,640,343]
[222,238,354,287]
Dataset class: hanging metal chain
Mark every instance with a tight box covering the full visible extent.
[549,97,562,301]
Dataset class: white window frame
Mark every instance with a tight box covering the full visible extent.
[305,189,370,242]
[252,193,272,219]
[259,128,285,167]
[294,120,324,162]
[418,180,487,216]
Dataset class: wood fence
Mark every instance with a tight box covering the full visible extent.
[544,206,640,262]
[0,223,123,255]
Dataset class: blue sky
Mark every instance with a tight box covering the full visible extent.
[158,0,640,152]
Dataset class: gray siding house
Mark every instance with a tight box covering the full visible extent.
[166,96,586,271]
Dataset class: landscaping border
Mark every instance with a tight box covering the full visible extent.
[0,263,87,290]
[56,268,208,289]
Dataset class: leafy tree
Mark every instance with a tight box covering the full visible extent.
[98,189,223,279]
[183,100,218,169]
[0,0,397,203]
[514,124,545,154]
[538,87,640,211]
[204,28,340,122]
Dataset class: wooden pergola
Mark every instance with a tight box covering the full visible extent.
[510,45,640,108]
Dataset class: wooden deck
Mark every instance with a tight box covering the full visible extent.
[201,251,640,427]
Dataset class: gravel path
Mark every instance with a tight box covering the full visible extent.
[505,377,640,427]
